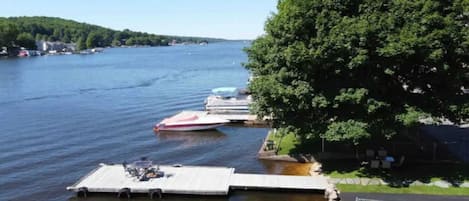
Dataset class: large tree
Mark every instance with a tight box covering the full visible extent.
[86,32,103,49]
[245,0,469,145]
[16,32,36,49]
[0,22,19,48]
[76,36,86,51]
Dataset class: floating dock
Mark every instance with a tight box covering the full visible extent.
[67,164,329,197]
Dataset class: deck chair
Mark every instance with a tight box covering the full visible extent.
[381,161,391,169]
[365,149,375,159]
[125,167,139,177]
[370,160,380,169]
[378,150,387,158]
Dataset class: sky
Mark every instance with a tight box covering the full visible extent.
[1,0,278,40]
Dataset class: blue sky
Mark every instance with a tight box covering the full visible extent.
[2,0,278,40]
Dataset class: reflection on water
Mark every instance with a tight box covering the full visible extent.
[156,130,227,147]
[225,123,270,129]
[68,191,325,201]
[0,43,325,201]
[260,160,312,176]
[230,191,325,201]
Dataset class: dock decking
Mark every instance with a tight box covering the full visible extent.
[67,164,329,197]
[230,173,328,191]
[67,164,234,195]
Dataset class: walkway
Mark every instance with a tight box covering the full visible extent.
[329,177,469,188]
[341,192,469,201]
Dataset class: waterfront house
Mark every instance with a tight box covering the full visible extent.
[35,41,76,53]
[0,47,7,56]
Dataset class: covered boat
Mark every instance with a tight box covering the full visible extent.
[205,87,252,114]
[154,113,229,131]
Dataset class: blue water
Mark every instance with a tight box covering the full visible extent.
[0,42,323,201]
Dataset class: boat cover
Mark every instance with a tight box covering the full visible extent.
[161,114,198,124]
[211,87,238,97]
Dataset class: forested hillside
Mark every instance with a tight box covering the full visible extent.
[0,16,225,51]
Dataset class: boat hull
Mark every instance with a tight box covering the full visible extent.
[154,123,225,132]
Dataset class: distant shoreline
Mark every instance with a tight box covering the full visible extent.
[0,40,251,59]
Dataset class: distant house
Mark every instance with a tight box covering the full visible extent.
[35,41,76,52]
[91,48,104,53]
[64,43,77,52]
[169,39,177,46]
[0,47,7,56]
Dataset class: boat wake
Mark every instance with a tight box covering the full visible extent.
[0,75,170,105]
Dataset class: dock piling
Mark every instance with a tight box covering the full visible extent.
[77,187,88,198]
[117,188,131,199]
[149,188,163,199]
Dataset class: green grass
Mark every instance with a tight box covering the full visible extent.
[264,129,469,196]
[327,167,369,179]
[322,160,469,183]
[267,130,298,155]
[323,159,469,195]
[337,184,469,196]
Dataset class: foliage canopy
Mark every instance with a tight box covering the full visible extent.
[245,0,469,145]
[0,16,225,51]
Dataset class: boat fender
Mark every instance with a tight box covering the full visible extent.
[149,188,162,199]
[77,187,88,198]
[117,188,131,199]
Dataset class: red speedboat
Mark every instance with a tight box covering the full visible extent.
[154,113,229,132]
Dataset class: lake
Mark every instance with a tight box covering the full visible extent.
[0,42,324,201]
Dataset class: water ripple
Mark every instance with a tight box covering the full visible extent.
[0,42,285,201]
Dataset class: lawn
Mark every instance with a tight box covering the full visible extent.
[267,130,298,155]
[322,160,469,183]
[337,184,469,196]
[264,127,469,196]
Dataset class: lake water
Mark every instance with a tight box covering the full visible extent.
[0,42,324,201]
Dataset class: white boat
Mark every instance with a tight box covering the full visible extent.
[205,87,252,114]
[154,113,229,131]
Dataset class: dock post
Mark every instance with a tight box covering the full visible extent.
[77,187,88,198]
[117,188,131,199]
[149,188,162,199]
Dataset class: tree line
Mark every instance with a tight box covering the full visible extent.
[0,16,224,52]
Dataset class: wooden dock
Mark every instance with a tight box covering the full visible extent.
[67,164,234,195]
[230,173,329,191]
[67,164,329,197]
